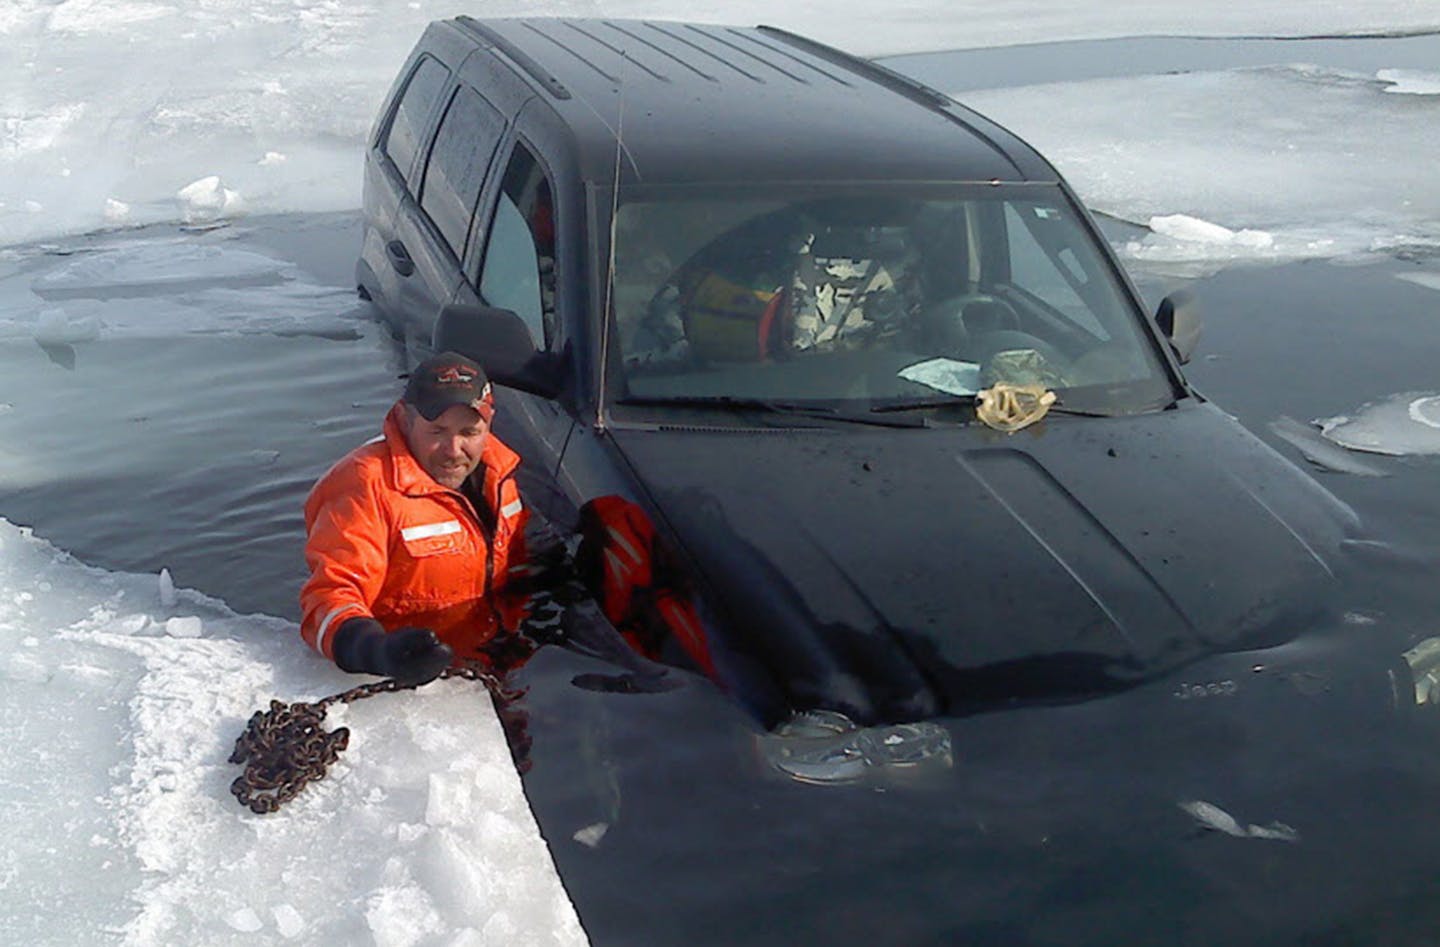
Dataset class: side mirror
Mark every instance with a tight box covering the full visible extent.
[434,304,563,399]
[1155,290,1202,364]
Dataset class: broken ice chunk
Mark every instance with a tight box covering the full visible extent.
[34,307,101,345]
[1150,214,1273,249]
[176,175,244,224]
[103,198,130,223]
[272,903,304,939]
[224,907,263,932]
[573,822,609,848]
[1179,799,1300,842]
[164,616,202,638]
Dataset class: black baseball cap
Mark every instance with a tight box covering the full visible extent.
[403,352,495,422]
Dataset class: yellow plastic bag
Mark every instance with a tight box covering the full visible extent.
[975,382,1057,433]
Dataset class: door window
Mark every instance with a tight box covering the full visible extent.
[420,86,505,260]
[478,144,556,348]
[382,57,448,182]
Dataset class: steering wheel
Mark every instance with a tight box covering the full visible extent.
[954,294,1021,334]
[972,329,1074,385]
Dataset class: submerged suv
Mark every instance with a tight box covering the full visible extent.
[357,17,1399,727]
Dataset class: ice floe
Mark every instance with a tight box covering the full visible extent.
[1396,271,1440,292]
[1179,799,1301,842]
[1319,392,1440,456]
[1269,415,1390,476]
[1378,69,1440,95]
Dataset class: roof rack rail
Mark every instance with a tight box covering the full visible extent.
[454,16,573,100]
[758,24,1025,178]
[755,25,952,109]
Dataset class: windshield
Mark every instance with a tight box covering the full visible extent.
[606,183,1175,417]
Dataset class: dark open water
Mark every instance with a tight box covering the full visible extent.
[3,33,1440,947]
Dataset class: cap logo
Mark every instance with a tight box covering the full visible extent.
[434,365,474,386]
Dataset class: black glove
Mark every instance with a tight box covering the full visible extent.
[332,617,453,687]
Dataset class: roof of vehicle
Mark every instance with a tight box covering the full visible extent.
[446,17,1061,187]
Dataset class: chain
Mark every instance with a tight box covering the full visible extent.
[227,566,585,815]
[228,662,518,815]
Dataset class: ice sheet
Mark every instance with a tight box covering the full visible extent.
[1396,272,1440,293]
[0,517,587,945]
[963,64,1440,271]
[0,231,364,341]
[1378,69,1440,95]
[2,0,1438,247]
[1319,393,1440,456]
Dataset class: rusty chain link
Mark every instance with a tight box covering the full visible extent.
[228,662,520,815]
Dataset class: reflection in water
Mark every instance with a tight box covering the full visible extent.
[574,495,716,678]
[757,709,953,786]
[34,340,76,369]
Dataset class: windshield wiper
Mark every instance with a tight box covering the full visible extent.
[1047,400,1117,419]
[617,395,929,428]
[871,394,1121,419]
[870,394,975,414]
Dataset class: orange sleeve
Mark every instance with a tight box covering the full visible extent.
[299,462,390,660]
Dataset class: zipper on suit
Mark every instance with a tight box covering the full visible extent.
[451,482,495,593]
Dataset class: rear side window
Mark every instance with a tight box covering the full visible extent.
[382,57,448,180]
[420,86,505,259]
[478,144,556,348]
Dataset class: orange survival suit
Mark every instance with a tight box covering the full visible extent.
[300,401,528,665]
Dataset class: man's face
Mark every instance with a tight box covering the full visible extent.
[404,404,490,489]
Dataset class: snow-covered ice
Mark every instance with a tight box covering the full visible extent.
[0,517,586,946]
[963,63,1440,270]
[1,0,1438,255]
[1149,215,1274,251]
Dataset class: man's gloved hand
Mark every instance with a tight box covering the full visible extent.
[332,617,453,687]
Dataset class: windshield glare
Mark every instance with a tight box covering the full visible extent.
[609,185,1174,415]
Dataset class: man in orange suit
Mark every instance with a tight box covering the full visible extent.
[299,352,528,685]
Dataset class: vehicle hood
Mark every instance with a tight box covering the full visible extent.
[608,401,1359,721]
